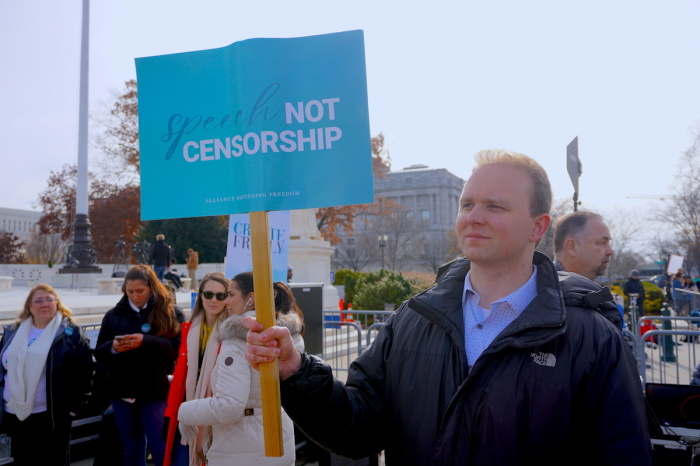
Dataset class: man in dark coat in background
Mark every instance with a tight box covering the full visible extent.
[623,269,646,315]
[149,234,172,282]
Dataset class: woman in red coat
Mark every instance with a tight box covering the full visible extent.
[165,273,229,466]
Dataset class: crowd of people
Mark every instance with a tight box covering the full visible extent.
[0,266,305,465]
[0,149,671,465]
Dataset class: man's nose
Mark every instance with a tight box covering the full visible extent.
[465,206,485,224]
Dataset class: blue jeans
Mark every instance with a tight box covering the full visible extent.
[111,399,167,466]
[154,266,167,282]
[170,428,190,466]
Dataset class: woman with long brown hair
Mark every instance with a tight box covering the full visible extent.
[95,265,184,466]
[0,284,93,465]
[164,272,229,466]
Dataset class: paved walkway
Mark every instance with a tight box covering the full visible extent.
[0,286,195,326]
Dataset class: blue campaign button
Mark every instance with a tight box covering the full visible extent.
[141,323,152,333]
[64,327,74,336]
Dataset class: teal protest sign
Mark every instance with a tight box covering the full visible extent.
[136,30,373,220]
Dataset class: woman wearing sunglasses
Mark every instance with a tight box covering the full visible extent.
[177,272,304,465]
[165,272,229,466]
[0,284,93,465]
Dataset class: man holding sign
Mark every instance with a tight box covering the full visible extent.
[136,30,375,459]
[244,150,651,465]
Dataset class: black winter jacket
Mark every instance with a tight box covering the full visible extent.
[0,317,93,431]
[149,240,172,268]
[94,295,184,401]
[281,253,651,465]
[623,277,646,303]
[554,260,623,330]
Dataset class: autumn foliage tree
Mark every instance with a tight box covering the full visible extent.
[94,79,140,179]
[36,79,144,264]
[0,231,26,264]
[36,164,142,263]
[89,182,142,262]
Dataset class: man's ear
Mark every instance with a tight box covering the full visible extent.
[564,237,578,256]
[530,213,551,242]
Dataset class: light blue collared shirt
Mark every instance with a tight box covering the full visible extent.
[462,266,538,368]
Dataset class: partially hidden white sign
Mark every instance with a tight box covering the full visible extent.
[225,210,290,283]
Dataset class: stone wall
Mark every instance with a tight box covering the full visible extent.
[0,263,226,288]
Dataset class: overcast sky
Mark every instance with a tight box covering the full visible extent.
[1,0,698,217]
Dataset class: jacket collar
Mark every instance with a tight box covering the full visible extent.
[114,294,154,314]
[409,252,567,352]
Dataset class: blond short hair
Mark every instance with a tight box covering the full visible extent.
[473,149,552,216]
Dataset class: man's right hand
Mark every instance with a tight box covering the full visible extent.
[242,316,302,381]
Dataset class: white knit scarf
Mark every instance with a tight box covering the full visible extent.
[5,313,62,420]
[180,316,221,465]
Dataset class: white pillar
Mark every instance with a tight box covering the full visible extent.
[288,209,339,309]
[76,0,90,215]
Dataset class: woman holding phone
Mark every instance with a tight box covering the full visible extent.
[164,272,229,466]
[95,265,184,466]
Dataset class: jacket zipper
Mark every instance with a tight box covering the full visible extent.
[468,385,490,460]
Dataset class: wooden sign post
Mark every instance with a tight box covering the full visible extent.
[249,211,283,456]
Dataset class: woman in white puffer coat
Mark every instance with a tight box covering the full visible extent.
[178,272,304,466]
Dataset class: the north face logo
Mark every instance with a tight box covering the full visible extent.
[530,352,556,367]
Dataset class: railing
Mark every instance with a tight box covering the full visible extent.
[320,310,700,389]
[322,310,393,379]
[672,288,700,317]
[634,316,700,385]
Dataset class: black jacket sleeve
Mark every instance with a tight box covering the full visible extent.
[573,318,652,464]
[281,315,394,459]
[66,326,95,414]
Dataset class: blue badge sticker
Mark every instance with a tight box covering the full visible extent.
[64,327,74,336]
[141,323,152,333]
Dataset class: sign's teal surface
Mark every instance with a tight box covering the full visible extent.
[135,30,373,220]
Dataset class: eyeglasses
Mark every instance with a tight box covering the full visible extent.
[201,291,227,301]
[32,297,56,305]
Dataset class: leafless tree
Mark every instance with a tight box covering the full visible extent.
[602,207,647,280]
[418,230,459,274]
[377,212,423,272]
[25,230,66,264]
[332,232,378,272]
[655,128,700,275]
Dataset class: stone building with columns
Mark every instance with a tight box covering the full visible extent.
[0,207,42,244]
[333,164,465,273]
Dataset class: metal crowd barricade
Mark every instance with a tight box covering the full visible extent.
[674,288,700,317]
[635,316,700,385]
[322,310,393,379]
[622,328,643,376]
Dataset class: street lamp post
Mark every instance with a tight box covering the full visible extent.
[378,235,388,270]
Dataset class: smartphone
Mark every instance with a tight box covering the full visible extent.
[115,335,127,340]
